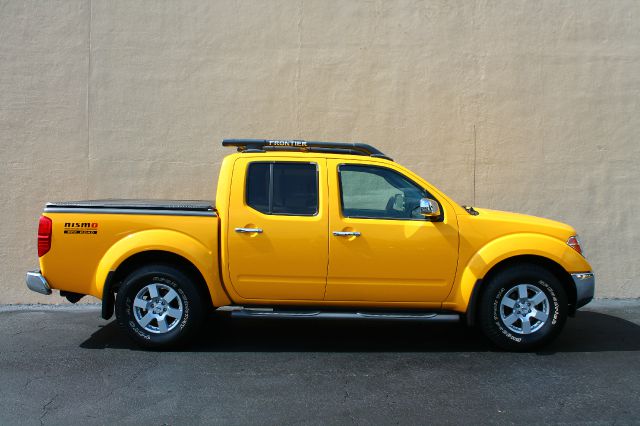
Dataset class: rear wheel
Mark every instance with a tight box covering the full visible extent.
[115,264,205,348]
[478,264,567,351]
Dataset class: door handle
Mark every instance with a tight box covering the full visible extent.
[235,227,263,234]
[333,231,361,237]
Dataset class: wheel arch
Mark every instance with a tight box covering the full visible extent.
[466,254,577,327]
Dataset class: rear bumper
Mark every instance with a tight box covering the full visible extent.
[572,272,595,309]
[26,270,52,295]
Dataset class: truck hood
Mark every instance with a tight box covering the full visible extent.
[463,207,576,241]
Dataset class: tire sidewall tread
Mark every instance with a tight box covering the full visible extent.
[115,264,204,349]
[479,264,567,351]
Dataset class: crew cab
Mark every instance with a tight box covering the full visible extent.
[26,139,595,350]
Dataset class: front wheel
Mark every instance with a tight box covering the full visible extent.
[115,264,205,348]
[478,264,567,351]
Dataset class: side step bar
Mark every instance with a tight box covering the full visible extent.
[219,307,460,322]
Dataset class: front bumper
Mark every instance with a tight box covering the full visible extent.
[572,272,595,309]
[26,270,52,295]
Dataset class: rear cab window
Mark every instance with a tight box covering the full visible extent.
[246,162,318,216]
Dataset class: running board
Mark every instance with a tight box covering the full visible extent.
[220,307,460,322]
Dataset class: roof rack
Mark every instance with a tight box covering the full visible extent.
[222,139,393,161]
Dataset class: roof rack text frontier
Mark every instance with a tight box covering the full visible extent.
[222,139,393,161]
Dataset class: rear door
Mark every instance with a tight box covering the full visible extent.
[227,156,328,300]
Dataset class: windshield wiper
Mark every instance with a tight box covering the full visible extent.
[462,205,479,216]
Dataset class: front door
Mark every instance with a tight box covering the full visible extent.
[326,160,459,304]
[227,157,328,300]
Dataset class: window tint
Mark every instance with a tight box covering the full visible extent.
[246,163,270,213]
[339,164,430,220]
[246,162,318,216]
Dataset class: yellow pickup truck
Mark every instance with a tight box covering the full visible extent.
[26,139,594,350]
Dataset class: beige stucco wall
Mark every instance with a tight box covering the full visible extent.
[1,0,638,304]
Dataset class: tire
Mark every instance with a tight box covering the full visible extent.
[478,264,567,351]
[115,264,205,349]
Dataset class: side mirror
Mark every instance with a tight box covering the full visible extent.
[419,198,441,218]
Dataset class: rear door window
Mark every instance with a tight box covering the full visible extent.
[246,162,318,216]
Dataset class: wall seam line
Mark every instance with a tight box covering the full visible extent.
[294,0,303,136]
[86,0,92,199]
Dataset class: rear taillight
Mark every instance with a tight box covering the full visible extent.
[38,216,52,257]
[567,235,583,256]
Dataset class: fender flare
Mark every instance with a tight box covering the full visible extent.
[452,232,591,318]
[94,229,221,318]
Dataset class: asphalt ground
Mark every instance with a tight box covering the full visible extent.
[0,300,639,425]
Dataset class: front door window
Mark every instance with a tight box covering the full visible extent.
[339,164,430,220]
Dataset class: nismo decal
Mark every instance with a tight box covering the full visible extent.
[64,222,98,235]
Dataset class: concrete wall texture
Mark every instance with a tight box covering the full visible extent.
[1,0,638,304]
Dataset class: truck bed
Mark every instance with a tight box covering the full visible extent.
[39,200,219,299]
